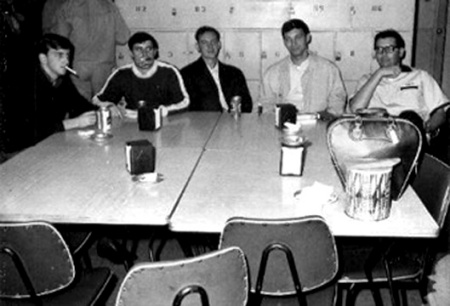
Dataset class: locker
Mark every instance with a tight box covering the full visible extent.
[171,0,229,29]
[116,0,200,29]
[261,30,289,77]
[226,1,290,28]
[309,32,335,62]
[247,80,260,105]
[223,32,261,80]
[336,32,374,82]
[350,0,415,31]
[290,0,352,30]
[185,31,201,66]
[115,0,166,29]
[151,32,189,69]
[115,30,192,70]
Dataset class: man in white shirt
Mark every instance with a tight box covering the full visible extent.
[350,29,450,161]
[350,29,449,136]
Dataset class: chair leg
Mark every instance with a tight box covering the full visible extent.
[382,256,400,306]
[81,252,93,271]
[400,289,409,306]
[335,284,344,306]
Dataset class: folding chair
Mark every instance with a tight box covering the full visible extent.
[115,246,248,306]
[219,216,339,305]
[338,153,450,306]
[0,221,115,306]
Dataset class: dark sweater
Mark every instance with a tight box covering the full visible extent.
[33,66,97,144]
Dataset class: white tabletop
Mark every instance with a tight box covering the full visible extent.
[0,112,220,225]
[169,113,439,238]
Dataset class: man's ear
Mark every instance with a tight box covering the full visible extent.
[399,47,406,60]
[306,33,312,45]
[195,42,200,53]
[38,53,47,66]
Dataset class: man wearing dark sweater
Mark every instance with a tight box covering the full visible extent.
[94,32,189,117]
[181,26,253,113]
[33,33,97,145]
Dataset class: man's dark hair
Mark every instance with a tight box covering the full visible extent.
[374,29,405,49]
[195,26,221,42]
[281,19,310,37]
[37,33,74,56]
[128,31,159,59]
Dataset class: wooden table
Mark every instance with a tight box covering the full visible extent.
[0,112,220,225]
[169,113,439,238]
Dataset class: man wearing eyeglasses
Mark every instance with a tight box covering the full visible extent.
[350,29,449,142]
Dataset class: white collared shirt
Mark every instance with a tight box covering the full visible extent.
[285,58,310,109]
[207,62,229,111]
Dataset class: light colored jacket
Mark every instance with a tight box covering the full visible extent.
[259,54,347,115]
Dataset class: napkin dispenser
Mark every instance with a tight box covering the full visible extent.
[125,139,156,175]
[138,101,162,131]
[279,126,306,176]
[275,103,297,128]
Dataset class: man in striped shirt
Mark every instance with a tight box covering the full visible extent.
[93,32,189,117]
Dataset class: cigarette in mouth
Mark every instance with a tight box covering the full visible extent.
[65,66,78,77]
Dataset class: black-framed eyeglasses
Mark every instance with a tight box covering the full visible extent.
[374,45,398,54]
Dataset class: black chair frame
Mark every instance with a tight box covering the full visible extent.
[1,247,42,305]
[253,242,307,306]
[173,285,210,306]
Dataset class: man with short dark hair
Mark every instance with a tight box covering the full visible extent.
[94,31,189,116]
[260,19,346,118]
[33,33,97,144]
[181,25,252,112]
[350,29,449,135]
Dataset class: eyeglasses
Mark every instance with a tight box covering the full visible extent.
[374,45,398,54]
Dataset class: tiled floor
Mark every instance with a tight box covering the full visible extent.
[86,233,426,306]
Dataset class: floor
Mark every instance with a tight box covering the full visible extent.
[85,231,427,306]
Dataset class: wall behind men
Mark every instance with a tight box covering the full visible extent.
[114,0,416,104]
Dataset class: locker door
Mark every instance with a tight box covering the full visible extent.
[290,0,352,30]
[350,0,415,31]
[152,32,189,69]
[261,31,289,76]
[309,32,335,63]
[223,32,261,80]
[173,0,229,29]
[336,32,374,84]
[247,80,261,106]
[226,1,290,28]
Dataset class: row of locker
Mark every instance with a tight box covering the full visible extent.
[116,29,414,100]
[115,0,415,31]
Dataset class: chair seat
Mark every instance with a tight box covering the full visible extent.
[1,267,114,306]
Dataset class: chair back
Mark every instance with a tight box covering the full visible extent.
[412,154,450,229]
[219,216,338,296]
[115,247,248,306]
[0,221,75,298]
